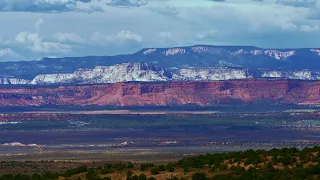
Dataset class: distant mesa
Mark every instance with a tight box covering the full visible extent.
[1,45,320,85]
[3,62,320,85]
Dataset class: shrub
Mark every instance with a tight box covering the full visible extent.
[14,174,30,180]
[112,163,126,171]
[230,166,245,175]
[139,174,147,180]
[192,172,207,180]
[140,163,154,171]
[150,167,159,175]
[86,169,97,180]
[126,170,133,180]
[158,165,166,171]
[64,166,88,177]
[132,175,139,180]
[218,164,228,170]
[165,164,175,172]
[31,173,42,180]
[101,167,112,175]
[166,176,179,180]
[1,174,14,179]
[127,163,134,169]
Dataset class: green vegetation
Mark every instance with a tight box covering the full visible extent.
[140,163,154,171]
[3,147,320,179]
[150,167,159,175]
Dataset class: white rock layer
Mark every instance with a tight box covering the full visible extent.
[3,63,320,85]
[31,63,169,84]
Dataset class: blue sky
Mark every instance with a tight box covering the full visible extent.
[0,0,320,61]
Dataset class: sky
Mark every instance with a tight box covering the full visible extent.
[0,0,320,61]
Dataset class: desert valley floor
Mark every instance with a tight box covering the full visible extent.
[0,108,320,162]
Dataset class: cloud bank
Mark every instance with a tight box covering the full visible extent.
[0,0,97,12]
[0,0,320,61]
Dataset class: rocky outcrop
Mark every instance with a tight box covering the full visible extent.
[0,79,320,107]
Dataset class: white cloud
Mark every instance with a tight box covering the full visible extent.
[300,25,320,32]
[12,18,72,53]
[35,18,44,32]
[0,0,100,13]
[149,3,179,16]
[107,0,148,7]
[0,0,320,61]
[197,30,219,39]
[15,31,71,53]
[117,30,143,42]
[0,48,25,61]
[90,30,143,46]
[0,48,17,57]
[54,32,86,44]
[159,31,172,38]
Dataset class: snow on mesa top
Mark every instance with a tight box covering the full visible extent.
[31,63,169,84]
[143,46,296,60]
[191,46,211,53]
[264,50,295,60]
[311,49,320,56]
[163,48,188,56]
[143,49,156,55]
[231,49,296,60]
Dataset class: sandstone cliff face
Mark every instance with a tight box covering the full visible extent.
[0,79,320,107]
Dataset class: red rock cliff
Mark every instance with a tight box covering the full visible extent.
[0,79,320,107]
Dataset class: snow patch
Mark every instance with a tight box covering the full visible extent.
[163,48,187,56]
[191,46,210,53]
[143,48,156,55]
[311,49,320,56]
[264,50,295,60]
